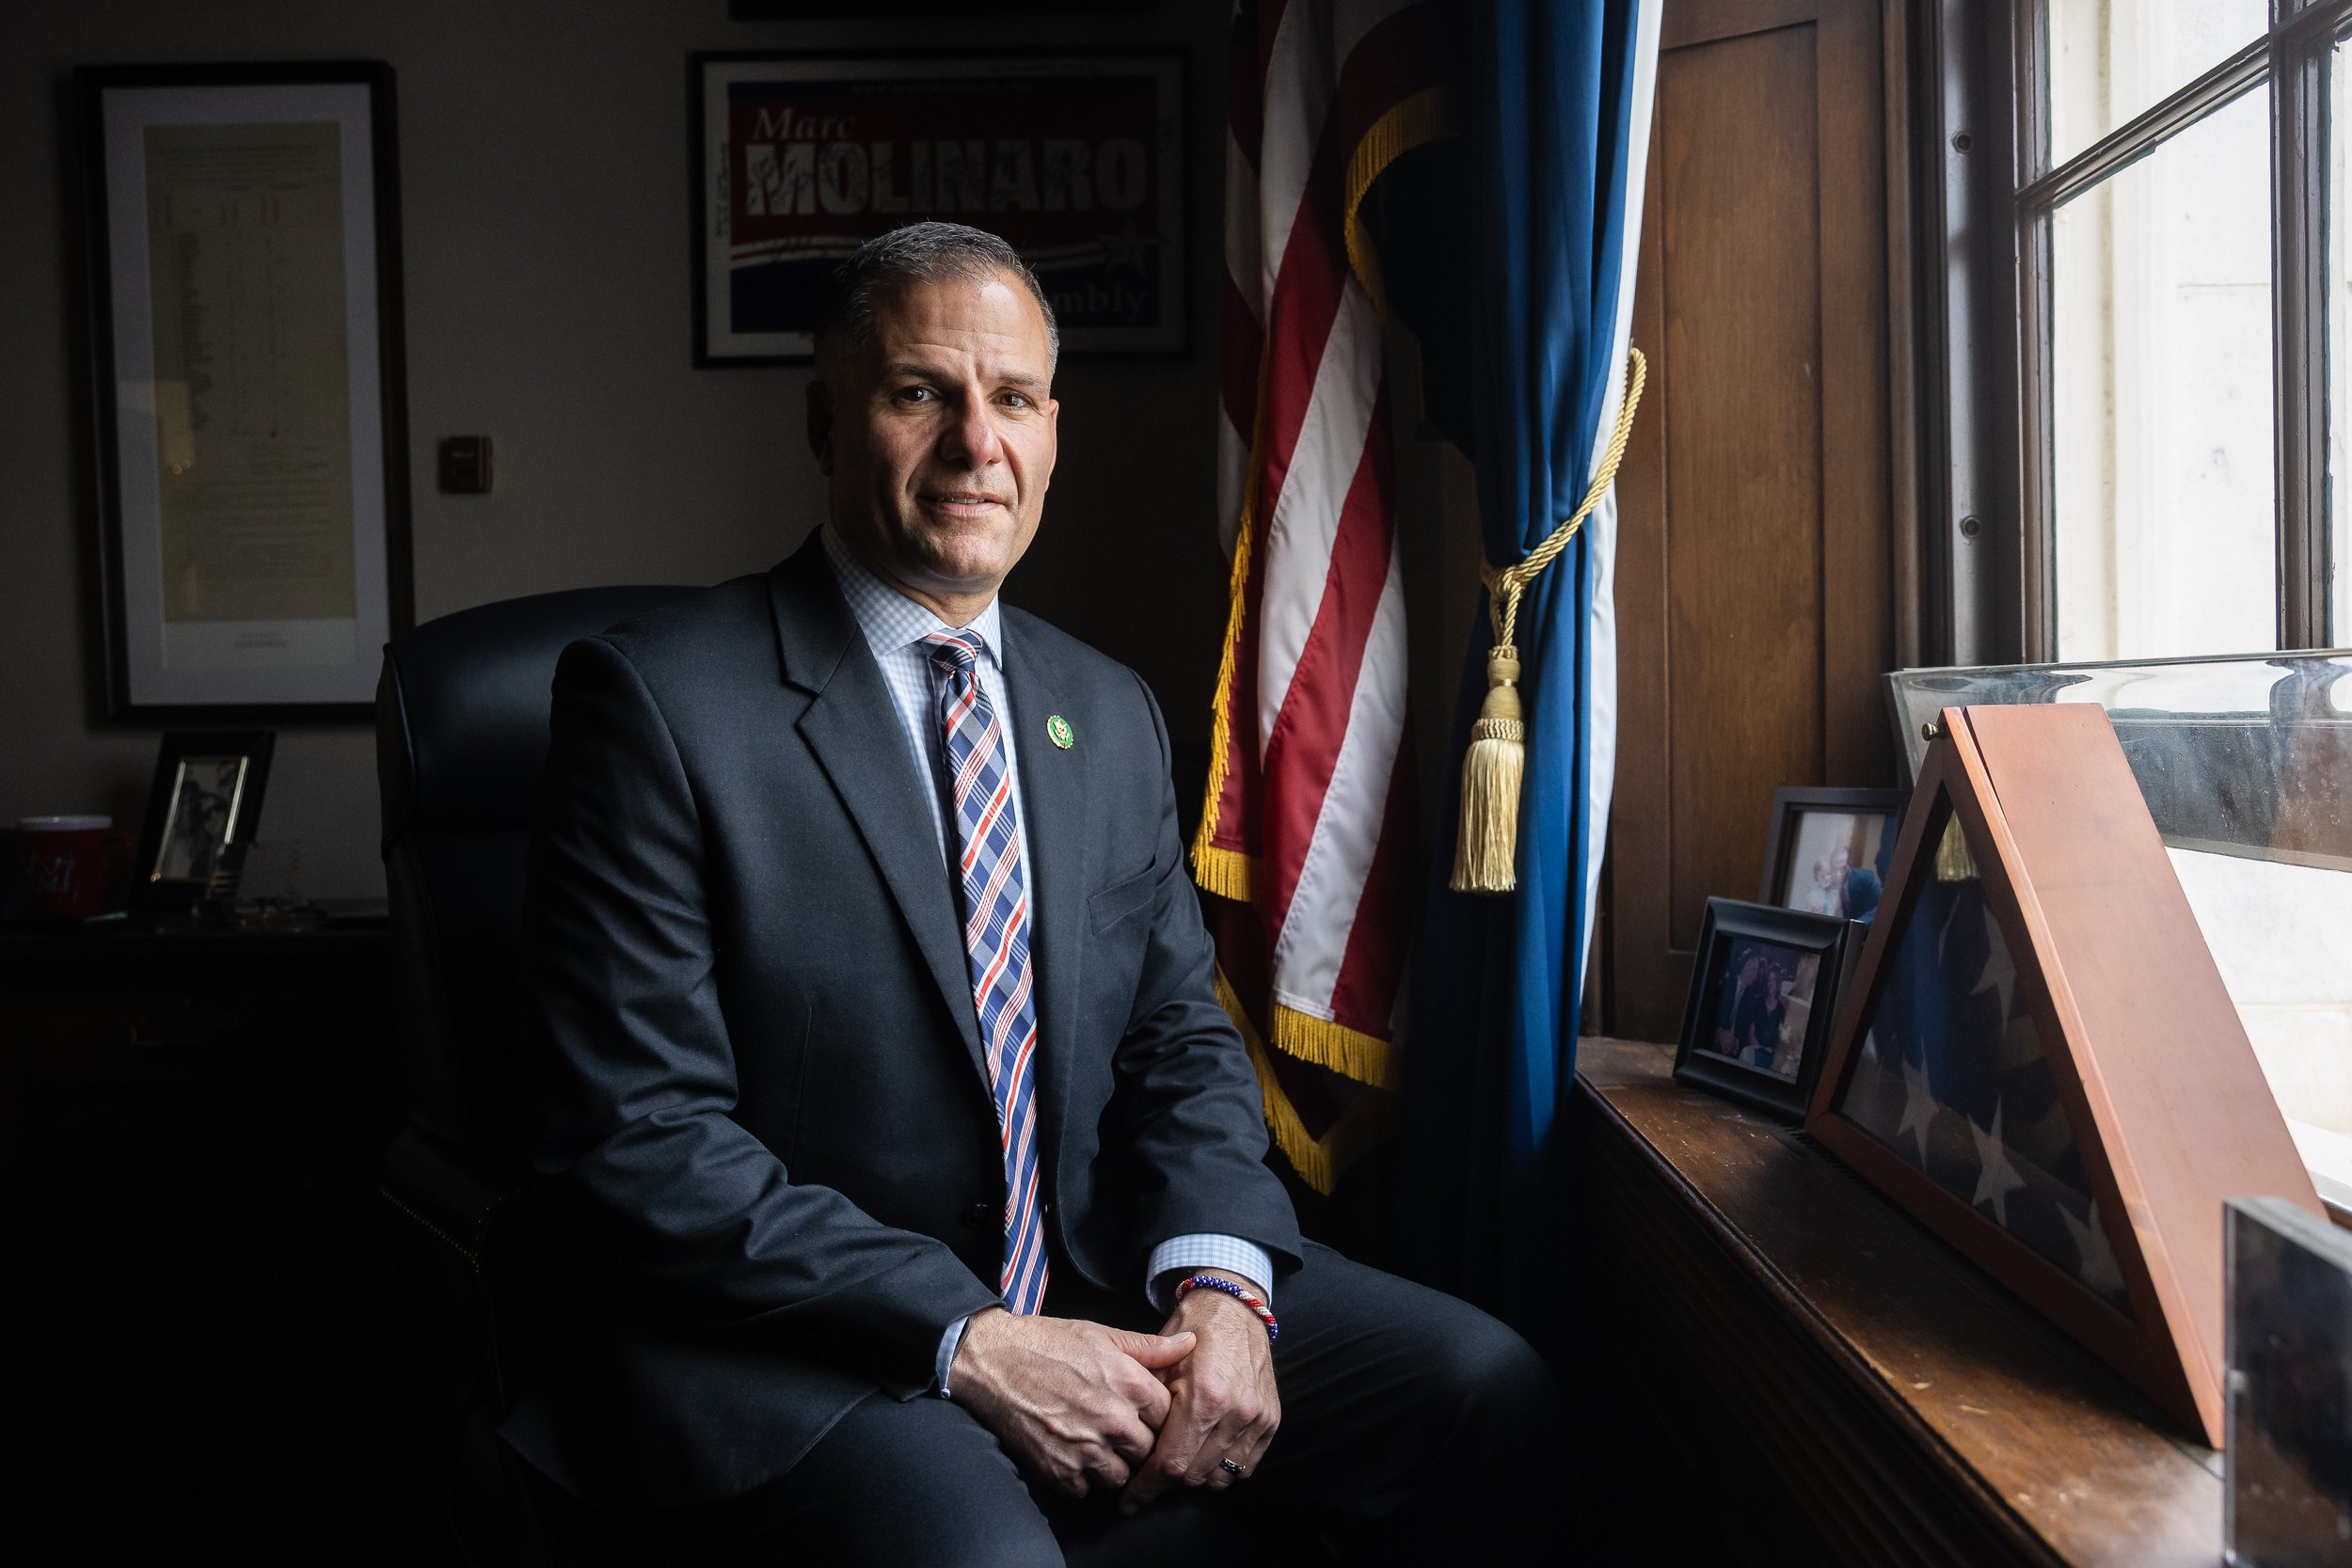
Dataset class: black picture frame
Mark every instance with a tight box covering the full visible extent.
[1758,785,1907,919]
[1673,897,1852,1120]
[133,729,276,912]
[689,50,1186,364]
[78,61,413,721]
[2225,1196,2352,1563]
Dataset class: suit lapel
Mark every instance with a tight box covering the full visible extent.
[1002,627,1089,1179]
[769,541,989,1088]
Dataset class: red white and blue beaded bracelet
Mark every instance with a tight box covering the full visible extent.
[1175,1274,1279,1343]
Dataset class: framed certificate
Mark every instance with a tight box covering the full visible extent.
[79,62,413,720]
[691,51,1184,363]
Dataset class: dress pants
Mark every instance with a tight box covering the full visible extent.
[535,1241,1565,1566]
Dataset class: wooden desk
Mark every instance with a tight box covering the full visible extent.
[0,918,404,1545]
[1572,1037,2221,1568]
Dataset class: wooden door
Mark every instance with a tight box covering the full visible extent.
[1608,0,1900,1039]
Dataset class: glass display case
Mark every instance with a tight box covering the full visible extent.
[1885,653,2352,1208]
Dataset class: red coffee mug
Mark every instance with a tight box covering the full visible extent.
[20,815,135,922]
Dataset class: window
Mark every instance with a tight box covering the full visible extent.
[2015,1,2352,659]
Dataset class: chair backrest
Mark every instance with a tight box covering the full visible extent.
[375,586,696,1173]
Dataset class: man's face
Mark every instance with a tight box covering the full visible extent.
[1739,957,1760,989]
[808,271,1058,616]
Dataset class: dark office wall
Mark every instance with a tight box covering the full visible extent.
[0,0,1243,899]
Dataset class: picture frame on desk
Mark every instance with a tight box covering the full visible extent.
[78,62,413,721]
[133,730,274,914]
[1672,898,1851,1121]
[690,50,1185,363]
[1758,785,1904,923]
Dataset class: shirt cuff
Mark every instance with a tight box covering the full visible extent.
[933,1313,973,1399]
[1146,1234,1274,1311]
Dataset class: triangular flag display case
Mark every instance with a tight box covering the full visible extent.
[1804,704,2323,1446]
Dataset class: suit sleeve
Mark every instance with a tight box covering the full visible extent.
[524,635,1002,1398]
[1106,671,1305,1281]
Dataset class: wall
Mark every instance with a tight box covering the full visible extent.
[0,0,1239,900]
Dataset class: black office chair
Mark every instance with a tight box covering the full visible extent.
[375,585,694,1560]
[374,584,1293,1566]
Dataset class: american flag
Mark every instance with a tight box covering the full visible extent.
[1193,0,1457,1192]
[1840,844,2131,1316]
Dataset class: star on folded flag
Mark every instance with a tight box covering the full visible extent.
[1968,1101,2026,1227]
[1896,1053,1937,1163]
[2059,1200,2126,1303]
[1972,909,2018,1022]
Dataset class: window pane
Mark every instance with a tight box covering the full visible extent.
[2331,36,2352,643]
[2047,0,2265,168]
[2051,86,2276,662]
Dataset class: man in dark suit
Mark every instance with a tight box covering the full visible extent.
[1714,949,1761,1053]
[512,223,1556,1563]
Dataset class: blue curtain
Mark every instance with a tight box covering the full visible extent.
[1398,0,1655,1337]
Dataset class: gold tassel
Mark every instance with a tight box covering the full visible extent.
[1451,649,1525,892]
[1934,814,1978,882]
[1448,346,1648,897]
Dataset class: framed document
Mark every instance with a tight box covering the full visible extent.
[79,62,412,720]
[691,52,1184,363]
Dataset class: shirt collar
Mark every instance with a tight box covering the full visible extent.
[821,527,1005,671]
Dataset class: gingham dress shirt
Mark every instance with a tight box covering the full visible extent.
[818,533,1272,1396]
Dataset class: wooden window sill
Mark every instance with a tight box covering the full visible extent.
[1572,1037,2220,1568]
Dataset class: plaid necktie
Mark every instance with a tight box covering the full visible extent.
[923,629,1048,1314]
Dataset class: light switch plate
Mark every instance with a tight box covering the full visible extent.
[437,436,493,494]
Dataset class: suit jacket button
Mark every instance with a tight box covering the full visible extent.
[961,1201,995,1230]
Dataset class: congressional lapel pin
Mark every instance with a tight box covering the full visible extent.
[1046,714,1074,750]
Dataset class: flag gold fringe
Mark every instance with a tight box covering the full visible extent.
[1192,843,1259,904]
[1343,86,1463,322]
[1935,814,1977,882]
[1268,1003,1398,1091]
[1216,966,1400,1195]
[1190,374,1270,885]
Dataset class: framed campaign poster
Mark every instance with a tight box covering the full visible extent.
[78,62,413,721]
[691,52,1184,363]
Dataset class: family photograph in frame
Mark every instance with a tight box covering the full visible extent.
[1673,897,1851,1120]
[1759,785,1905,924]
[133,730,274,911]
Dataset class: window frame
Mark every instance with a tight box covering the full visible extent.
[1999,0,2352,659]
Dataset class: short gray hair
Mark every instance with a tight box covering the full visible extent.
[813,222,1059,370]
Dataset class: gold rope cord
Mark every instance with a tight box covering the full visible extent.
[1479,345,1648,653]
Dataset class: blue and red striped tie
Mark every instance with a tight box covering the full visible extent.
[924,630,1049,1314]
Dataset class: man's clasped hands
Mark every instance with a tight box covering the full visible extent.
[947,1268,1279,1513]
